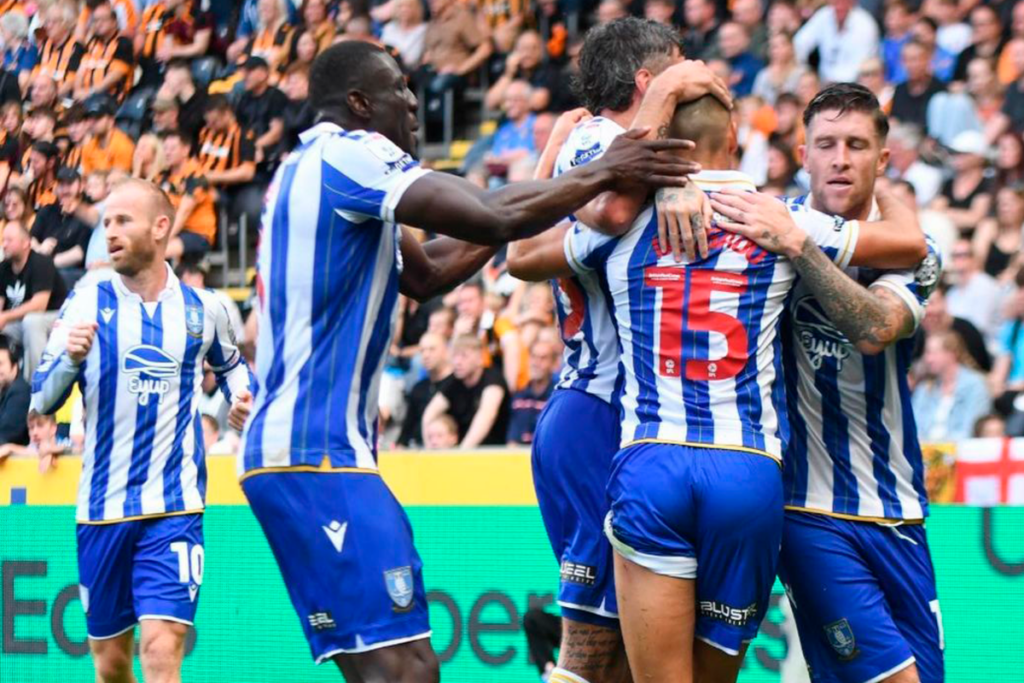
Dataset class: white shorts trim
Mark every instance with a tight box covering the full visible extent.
[557,600,619,620]
[88,623,136,641]
[314,630,433,665]
[137,615,194,627]
[862,656,916,683]
[695,634,754,657]
[604,513,697,579]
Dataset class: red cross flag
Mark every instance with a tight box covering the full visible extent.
[954,438,1024,505]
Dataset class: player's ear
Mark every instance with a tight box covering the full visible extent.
[728,120,739,155]
[153,214,172,243]
[877,147,891,177]
[634,68,653,98]
[346,89,372,121]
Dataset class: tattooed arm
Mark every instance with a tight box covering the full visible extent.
[789,239,917,354]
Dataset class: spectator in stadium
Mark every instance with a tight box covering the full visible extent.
[423,333,511,448]
[794,0,879,84]
[891,39,946,131]
[975,413,1007,438]
[919,280,992,372]
[398,331,452,447]
[988,39,1024,139]
[766,0,801,36]
[34,2,84,100]
[280,64,314,152]
[26,79,59,122]
[995,131,1024,189]
[905,16,953,86]
[0,220,67,379]
[946,238,1006,342]
[967,57,1007,126]
[1,187,35,236]
[22,106,58,155]
[283,28,321,77]
[176,261,246,346]
[1,11,37,94]
[913,330,992,442]
[989,271,1024,411]
[751,30,806,106]
[62,106,89,171]
[972,186,1023,280]
[428,306,455,341]
[150,96,181,137]
[235,56,288,167]
[732,0,768,61]
[999,3,1024,84]
[72,2,134,102]
[76,0,141,42]
[423,414,460,449]
[31,167,92,284]
[595,0,627,26]
[952,4,1005,85]
[153,60,207,149]
[80,95,135,175]
[132,133,167,182]
[885,121,943,206]
[478,81,536,186]
[506,338,557,446]
[930,131,993,234]
[454,280,521,391]
[0,102,21,186]
[761,138,800,196]
[292,0,336,56]
[486,30,559,113]
[159,129,217,263]
[716,21,764,98]
[197,94,258,227]
[419,0,492,121]
[24,140,60,211]
[644,0,675,27]
[229,0,294,80]
[857,57,895,111]
[0,411,72,470]
[882,0,914,83]
[928,0,972,57]
[0,336,28,446]
[681,0,719,61]
[380,0,427,69]
[135,0,214,90]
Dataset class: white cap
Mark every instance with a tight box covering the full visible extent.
[949,130,989,156]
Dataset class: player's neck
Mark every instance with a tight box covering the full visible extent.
[687,149,734,172]
[599,105,639,132]
[121,261,169,303]
[808,193,873,222]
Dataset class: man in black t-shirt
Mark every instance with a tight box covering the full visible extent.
[422,334,510,447]
[0,221,67,379]
[31,167,93,288]
[399,332,452,447]
[235,56,288,174]
[891,39,945,130]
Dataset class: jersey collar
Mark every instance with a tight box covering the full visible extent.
[112,262,180,303]
[690,169,759,193]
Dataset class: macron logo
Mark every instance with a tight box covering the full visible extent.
[188,583,199,603]
[100,308,114,324]
[322,521,348,553]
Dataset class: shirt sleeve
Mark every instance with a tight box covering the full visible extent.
[869,235,943,331]
[320,131,431,224]
[205,296,253,403]
[563,222,618,275]
[112,37,134,71]
[553,117,624,178]
[30,291,87,415]
[238,128,257,164]
[789,204,860,269]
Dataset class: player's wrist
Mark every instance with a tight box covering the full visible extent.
[782,227,810,261]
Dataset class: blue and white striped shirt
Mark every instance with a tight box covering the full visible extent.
[31,266,252,523]
[783,195,941,520]
[240,122,430,474]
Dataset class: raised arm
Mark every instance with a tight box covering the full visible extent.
[395,129,698,244]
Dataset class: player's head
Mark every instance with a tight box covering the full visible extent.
[309,41,419,154]
[27,410,57,446]
[0,336,21,388]
[668,94,736,164]
[451,334,484,381]
[104,178,176,276]
[574,17,682,114]
[801,83,890,221]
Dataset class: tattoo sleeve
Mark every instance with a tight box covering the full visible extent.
[792,238,915,350]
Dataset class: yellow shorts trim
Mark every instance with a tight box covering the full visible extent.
[624,438,782,468]
[784,506,925,525]
[77,509,203,526]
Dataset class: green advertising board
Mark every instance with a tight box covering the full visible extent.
[2,504,1023,682]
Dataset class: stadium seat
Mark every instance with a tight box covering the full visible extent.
[191,56,223,90]
[116,87,155,139]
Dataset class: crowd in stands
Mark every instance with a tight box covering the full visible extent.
[6,0,1024,460]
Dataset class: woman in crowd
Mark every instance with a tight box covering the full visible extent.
[228,0,294,81]
[284,29,321,74]
[913,330,993,442]
[857,56,895,111]
[0,186,35,237]
[751,31,806,106]
[973,185,1024,280]
[132,134,166,183]
[994,131,1024,189]
[931,130,994,234]
[0,11,37,94]
[967,57,1005,124]
[381,0,428,69]
[291,0,335,59]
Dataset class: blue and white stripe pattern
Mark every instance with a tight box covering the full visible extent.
[549,116,626,404]
[31,266,252,523]
[568,171,860,459]
[240,122,430,474]
[783,195,939,520]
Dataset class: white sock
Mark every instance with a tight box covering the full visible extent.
[548,668,591,683]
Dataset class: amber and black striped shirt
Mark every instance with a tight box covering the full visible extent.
[197,123,256,174]
[78,35,134,101]
[34,37,85,91]
[28,175,57,210]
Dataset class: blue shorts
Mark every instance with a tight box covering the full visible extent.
[779,511,944,683]
[243,470,431,663]
[532,388,620,627]
[77,513,204,639]
[606,443,783,655]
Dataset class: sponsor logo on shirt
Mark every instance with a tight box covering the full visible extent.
[122,344,181,405]
[793,295,853,371]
